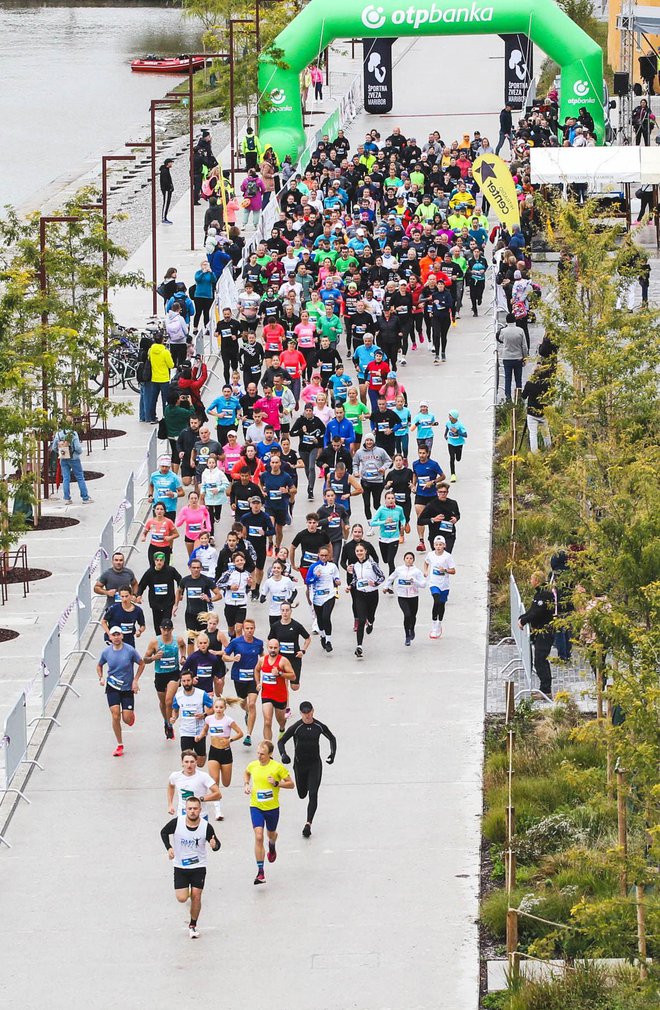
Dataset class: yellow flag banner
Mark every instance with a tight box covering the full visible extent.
[472,154,521,232]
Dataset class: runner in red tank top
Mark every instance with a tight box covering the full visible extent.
[255,640,296,742]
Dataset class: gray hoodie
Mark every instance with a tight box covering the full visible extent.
[352,444,392,483]
[499,322,527,361]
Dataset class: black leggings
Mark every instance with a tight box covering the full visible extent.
[170,343,188,368]
[161,189,172,221]
[314,598,335,638]
[448,444,463,475]
[432,594,447,621]
[206,504,223,534]
[354,590,379,645]
[314,81,323,100]
[221,344,239,384]
[362,482,382,520]
[397,596,419,635]
[413,315,423,339]
[432,315,451,356]
[193,297,214,329]
[378,539,399,574]
[469,281,485,312]
[295,759,322,823]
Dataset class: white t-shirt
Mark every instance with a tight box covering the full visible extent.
[425,550,455,591]
[169,769,215,817]
[261,576,296,616]
[172,687,213,737]
[205,713,234,743]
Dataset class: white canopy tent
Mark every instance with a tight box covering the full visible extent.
[631,5,660,34]
[529,147,660,186]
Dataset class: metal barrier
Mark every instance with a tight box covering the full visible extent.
[39,622,80,720]
[100,515,114,565]
[0,693,42,845]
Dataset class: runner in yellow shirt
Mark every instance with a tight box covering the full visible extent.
[244,740,294,885]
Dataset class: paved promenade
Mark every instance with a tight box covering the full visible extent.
[0,35,502,1009]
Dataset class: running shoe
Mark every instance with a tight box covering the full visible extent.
[410,630,415,641]
[366,621,373,634]
[429,622,440,640]
[82,498,94,504]
[254,869,266,884]
[188,925,199,939]
[163,720,169,739]
[324,641,333,653]
[355,646,363,658]
[302,823,312,838]
[251,588,259,601]
[434,356,440,365]
[442,353,446,361]
[404,635,411,646]
[243,735,252,747]
[400,356,407,366]
[307,492,314,501]
[267,844,277,863]
[411,343,417,351]
[63,498,72,504]
[113,744,124,757]
[450,474,457,482]
[416,541,426,552]
[419,334,424,344]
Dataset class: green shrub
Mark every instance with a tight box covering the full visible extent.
[502,962,660,1010]
[481,887,524,939]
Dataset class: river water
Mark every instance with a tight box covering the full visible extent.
[0,3,200,210]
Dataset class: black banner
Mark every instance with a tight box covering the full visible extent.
[500,34,533,111]
[363,38,394,115]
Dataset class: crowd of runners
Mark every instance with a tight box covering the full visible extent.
[83,109,555,939]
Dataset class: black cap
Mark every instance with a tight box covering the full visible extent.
[160,618,174,630]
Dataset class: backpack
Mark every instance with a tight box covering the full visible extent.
[245,135,256,152]
[245,179,258,198]
[511,299,527,320]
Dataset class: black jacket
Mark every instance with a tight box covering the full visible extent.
[519,586,555,631]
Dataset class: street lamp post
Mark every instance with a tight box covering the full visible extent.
[128,96,179,314]
[39,215,79,499]
[167,51,231,251]
[229,18,255,186]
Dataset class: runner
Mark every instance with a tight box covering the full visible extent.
[141,501,179,565]
[444,409,468,482]
[255,639,296,741]
[270,601,311,691]
[262,454,295,549]
[418,482,461,553]
[346,543,385,657]
[291,512,331,582]
[216,551,252,638]
[385,551,427,646]
[260,560,297,628]
[316,487,350,564]
[172,558,221,653]
[148,456,184,523]
[182,632,225,698]
[189,530,218,580]
[204,611,229,696]
[195,697,244,819]
[143,617,186,738]
[352,434,391,524]
[384,453,413,531]
[170,670,214,767]
[101,587,146,648]
[244,740,294,885]
[93,552,137,613]
[278,701,336,837]
[340,523,379,631]
[176,490,211,558]
[412,445,446,552]
[290,402,326,500]
[160,797,221,939]
[305,545,342,653]
[96,627,145,756]
[244,495,276,599]
[423,536,456,639]
[167,750,220,819]
[223,618,264,748]
[136,553,183,633]
[368,488,406,575]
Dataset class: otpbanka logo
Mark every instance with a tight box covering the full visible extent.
[270,88,287,106]
[361,2,494,29]
[573,80,589,97]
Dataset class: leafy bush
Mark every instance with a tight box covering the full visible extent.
[515,813,581,863]
[499,962,660,1010]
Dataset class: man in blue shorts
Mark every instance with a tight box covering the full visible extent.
[244,740,294,885]
[97,627,145,757]
[223,618,263,747]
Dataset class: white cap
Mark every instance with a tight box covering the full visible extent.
[109,626,123,635]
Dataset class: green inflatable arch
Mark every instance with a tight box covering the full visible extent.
[258,0,604,159]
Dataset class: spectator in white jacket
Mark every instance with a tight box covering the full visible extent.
[165,303,189,367]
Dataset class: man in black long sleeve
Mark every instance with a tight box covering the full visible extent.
[495,105,513,156]
[519,572,555,697]
[418,483,460,552]
[160,796,220,939]
[278,701,336,838]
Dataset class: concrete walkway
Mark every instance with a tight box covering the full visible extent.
[0,34,502,1009]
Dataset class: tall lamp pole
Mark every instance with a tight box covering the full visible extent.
[167,51,231,251]
[128,96,179,314]
[39,215,80,498]
[229,18,255,186]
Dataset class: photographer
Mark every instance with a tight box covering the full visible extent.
[163,393,196,472]
[177,357,208,417]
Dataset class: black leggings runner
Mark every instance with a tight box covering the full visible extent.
[432,594,447,621]
[295,759,323,823]
[397,596,419,636]
[448,443,463,476]
[362,482,382,520]
[432,315,451,356]
[378,539,398,574]
[314,598,336,638]
[354,590,379,645]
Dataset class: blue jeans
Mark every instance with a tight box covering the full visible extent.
[146,381,170,421]
[139,382,150,421]
[61,456,90,501]
[503,359,523,401]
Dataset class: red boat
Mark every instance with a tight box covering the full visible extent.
[131,55,207,74]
